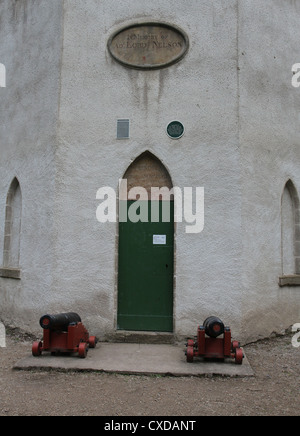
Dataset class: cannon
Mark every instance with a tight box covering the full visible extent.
[32,312,97,358]
[203,316,225,338]
[186,316,244,365]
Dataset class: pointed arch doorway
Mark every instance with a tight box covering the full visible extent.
[117,152,174,332]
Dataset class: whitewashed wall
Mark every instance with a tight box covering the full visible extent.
[0,0,299,342]
[239,0,300,341]
[54,0,242,341]
[0,0,63,330]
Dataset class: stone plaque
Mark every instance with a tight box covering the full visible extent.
[108,23,189,70]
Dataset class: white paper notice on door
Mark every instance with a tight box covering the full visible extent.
[153,235,167,245]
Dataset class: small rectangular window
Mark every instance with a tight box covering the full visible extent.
[117,119,130,139]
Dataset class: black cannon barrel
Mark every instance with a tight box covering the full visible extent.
[203,316,225,338]
[40,313,82,331]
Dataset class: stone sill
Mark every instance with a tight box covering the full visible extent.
[0,267,21,280]
[279,275,300,287]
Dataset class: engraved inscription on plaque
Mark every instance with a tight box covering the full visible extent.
[108,23,189,70]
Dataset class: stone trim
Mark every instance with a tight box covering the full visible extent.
[282,180,300,275]
[3,178,22,269]
[279,275,300,287]
[0,267,21,280]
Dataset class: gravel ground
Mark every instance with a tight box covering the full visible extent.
[0,328,299,416]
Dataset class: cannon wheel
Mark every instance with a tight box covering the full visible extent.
[235,347,244,365]
[78,342,88,358]
[187,339,194,348]
[186,346,194,363]
[88,336,97,349]
[32,341,43,357]
[232,341,240,351]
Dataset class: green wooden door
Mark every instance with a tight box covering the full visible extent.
[118,200,174,332]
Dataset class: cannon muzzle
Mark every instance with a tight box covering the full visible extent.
[203,316,225,338]
[40,313,82,331]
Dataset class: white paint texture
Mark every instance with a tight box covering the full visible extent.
[0,0,299,342]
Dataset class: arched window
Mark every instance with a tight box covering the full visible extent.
[280,180,300,286]
[0,178,22,279]
[121,151,173,199]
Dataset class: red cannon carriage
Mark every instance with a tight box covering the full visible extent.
[32,313,97,359]
[186,316,244,365]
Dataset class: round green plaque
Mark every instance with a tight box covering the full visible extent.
[167,121,185,139]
